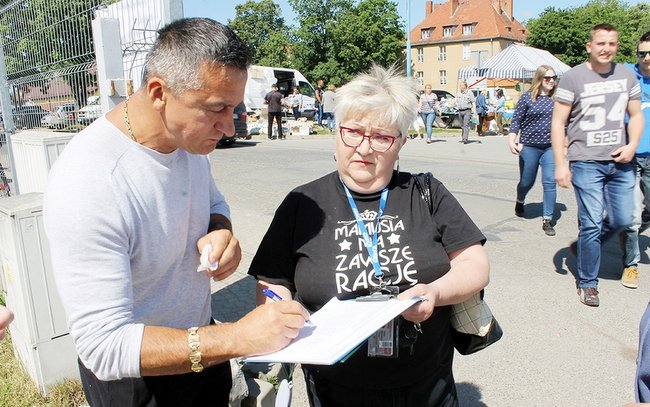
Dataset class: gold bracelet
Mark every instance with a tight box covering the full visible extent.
[187,327,204,373]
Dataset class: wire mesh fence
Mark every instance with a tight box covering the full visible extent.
[0,0,175,197]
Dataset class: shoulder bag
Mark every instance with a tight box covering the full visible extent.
[412,172,503,355]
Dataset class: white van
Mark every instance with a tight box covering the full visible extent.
[245,65,317,119]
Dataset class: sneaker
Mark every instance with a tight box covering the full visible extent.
[542,220,556,236]
[621,266,639,289]
[578,287,599,307]
[514,201,524,217]
[426,139,431,144]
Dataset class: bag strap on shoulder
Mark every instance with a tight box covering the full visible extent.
[412,172,434,214]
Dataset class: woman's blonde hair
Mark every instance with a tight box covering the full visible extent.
[333,64,417,137]
[529,65,556,102]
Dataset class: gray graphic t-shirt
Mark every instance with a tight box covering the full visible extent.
[555,62,641,161]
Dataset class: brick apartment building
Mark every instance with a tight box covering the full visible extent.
[409,0,527,94]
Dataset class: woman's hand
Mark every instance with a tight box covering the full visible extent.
[398,283,440,324]
[507,132,521,155]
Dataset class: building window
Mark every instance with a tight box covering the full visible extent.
[462,24,474,36]
[416,48,424,63]
[439,45,446,61]
[416,71,424,87]
[443,26,455,37]
[463,44,471,60]
[421,29,430,39]
[439,70,447,85]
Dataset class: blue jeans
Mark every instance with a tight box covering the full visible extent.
[421,112,436,141]
[317,105,323,126]
[571,160,635,288]
[621,156,650,267]
[517,145,556,219]
[322,112,335,130]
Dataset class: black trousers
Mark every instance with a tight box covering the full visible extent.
[268,111,283,138]
[303,367,458,407]
[78,358,231,407]
[477,114,487,135]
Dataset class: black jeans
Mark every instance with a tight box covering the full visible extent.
[268,111,283,138]
[78,358,231,407]
[303,367,458,407]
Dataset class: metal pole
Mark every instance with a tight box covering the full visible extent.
[406,0,411,78]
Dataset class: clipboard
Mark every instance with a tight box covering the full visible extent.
[245,297,420,365]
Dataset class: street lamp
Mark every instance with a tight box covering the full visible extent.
[406,0,411,78]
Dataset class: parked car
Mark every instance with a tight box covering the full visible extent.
[218,102,250,147]
[41,103,77,129]
[431,89,454,102]
[12,105,49,129]
[77,96,102,125]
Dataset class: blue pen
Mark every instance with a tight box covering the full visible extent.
[262,288,284,302]
[262,288,314,326]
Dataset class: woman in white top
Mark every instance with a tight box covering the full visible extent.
[289,86,303,119]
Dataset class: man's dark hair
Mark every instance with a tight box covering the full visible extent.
[639,31,650,51]
[144,18,252,94]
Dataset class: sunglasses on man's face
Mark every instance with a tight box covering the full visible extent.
[638,51,650,58]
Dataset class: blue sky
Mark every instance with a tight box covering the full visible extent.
[183,0,644,27]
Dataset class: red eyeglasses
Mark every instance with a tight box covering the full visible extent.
[339,125,400,152]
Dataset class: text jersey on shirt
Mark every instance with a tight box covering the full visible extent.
[555,62,641,161]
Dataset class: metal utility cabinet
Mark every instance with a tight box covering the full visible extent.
[10,131,74,194]
[0,192,78,395]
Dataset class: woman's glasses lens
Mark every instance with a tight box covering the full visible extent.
[543,75,557,81]
[340,127,396,152]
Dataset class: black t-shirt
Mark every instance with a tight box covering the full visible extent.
[249,171,486,389]
[264,90,284,113]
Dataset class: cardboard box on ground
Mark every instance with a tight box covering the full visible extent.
[249,110,313,137]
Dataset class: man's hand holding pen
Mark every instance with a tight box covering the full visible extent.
[232,296,311,356]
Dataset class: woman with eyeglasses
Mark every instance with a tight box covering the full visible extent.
[248,65,489,407]
[507,65,559,236]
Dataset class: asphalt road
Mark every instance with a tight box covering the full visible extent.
[209,133,650,406]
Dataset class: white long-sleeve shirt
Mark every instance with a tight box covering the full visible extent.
[43,117,229,380]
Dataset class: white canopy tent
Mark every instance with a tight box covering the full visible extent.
[458,44,571,80]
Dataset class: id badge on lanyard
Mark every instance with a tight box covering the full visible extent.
[341,180,400,358]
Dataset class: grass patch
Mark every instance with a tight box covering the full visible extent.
[0,295,86,406]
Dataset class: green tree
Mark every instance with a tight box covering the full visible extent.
[289,0,405,85]
[228,0,292,65]
[526,0,650,66]
[328,0,404,80]
[288,0,352,83]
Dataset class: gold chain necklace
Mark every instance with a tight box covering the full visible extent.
[122,97,137,143]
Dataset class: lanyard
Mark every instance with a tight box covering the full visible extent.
[341,181,389,281]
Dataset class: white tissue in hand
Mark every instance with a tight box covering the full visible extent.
[197,244,218,272]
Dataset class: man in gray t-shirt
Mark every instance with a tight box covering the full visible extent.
[551,23,644,307]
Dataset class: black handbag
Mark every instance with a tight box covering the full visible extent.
[412,172,503,355]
